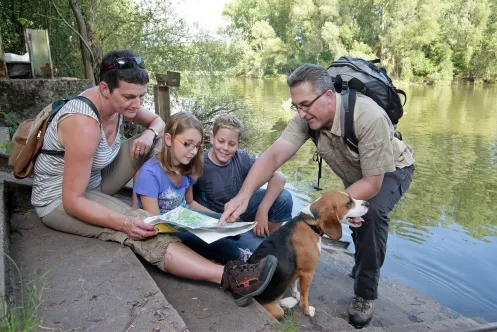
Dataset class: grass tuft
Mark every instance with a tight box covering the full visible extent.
[280,308,299,332]
[0,255,52,332]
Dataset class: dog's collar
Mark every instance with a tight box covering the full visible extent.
[304,221,323,236]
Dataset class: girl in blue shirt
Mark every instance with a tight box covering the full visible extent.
[134,112,246,263]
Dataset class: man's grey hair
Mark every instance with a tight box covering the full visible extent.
[287,64,336,94]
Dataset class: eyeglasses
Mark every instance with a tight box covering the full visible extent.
[102,57,145,73]
[175,137,204,150]
[290,90,327,112]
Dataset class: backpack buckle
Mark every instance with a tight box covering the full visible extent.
[341,81,348,92]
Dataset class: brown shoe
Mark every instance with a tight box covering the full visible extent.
[348,295,374,328]
[221,255,278,307]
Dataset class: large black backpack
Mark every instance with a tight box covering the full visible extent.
[309,57,406,190]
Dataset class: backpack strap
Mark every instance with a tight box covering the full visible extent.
[347,77,389,111]
[343,89,359,154]
[396,88,407,106]
[72,95,100,122]
[308,127,319,146]
[308,128,323,191]
[39,95,100,157]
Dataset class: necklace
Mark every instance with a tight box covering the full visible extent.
[98,89,118,121]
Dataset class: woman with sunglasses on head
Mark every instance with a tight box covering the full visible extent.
[30,50,278,307]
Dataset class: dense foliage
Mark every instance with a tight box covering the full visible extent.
[2,0,497,83]
[221,0,497,83]
[0,0,235,79]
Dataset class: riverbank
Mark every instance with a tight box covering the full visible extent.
[1,162,496,331]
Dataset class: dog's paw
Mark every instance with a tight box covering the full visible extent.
[307,306,316,317]
[280,297,299,309]
[292,290,300,301]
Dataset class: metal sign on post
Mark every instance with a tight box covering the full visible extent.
[24,29,53,79]
[154,71,180,122]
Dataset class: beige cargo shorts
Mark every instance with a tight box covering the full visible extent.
[39,135,180,272]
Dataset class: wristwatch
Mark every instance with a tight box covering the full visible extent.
[146,127,159,140]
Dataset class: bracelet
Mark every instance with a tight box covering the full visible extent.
[123,215,134,234]
[146,127,159,139]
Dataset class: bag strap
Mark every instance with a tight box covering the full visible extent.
[308,127,319,146]
[343,89,359,154]
[347,77,389,111]
[40,95,100,157]
[73,95,100,122]
[308,128,323,191]
[396,88,407,106]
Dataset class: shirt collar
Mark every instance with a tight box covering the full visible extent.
[207,148,232,167]
[330,93,342,136]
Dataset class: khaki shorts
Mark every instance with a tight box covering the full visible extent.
[40,135,180,272]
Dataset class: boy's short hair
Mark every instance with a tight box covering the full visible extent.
[212,114,245,139]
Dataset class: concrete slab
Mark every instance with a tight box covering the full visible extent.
[143,263,281,332]
[1,178,187,331]
[9,209,187,331]
[0,127,9,143]
[282,243,488,332]
[0,181,10,311]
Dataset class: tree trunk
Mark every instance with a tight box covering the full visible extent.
[69,0,95,83]
[86,0,102,83]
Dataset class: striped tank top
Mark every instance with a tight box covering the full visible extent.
[31,98,122,217]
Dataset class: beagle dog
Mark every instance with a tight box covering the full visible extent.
[247,190,369,319]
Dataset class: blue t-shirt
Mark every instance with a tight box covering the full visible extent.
[193,149,255,213]
[134,157,196,214]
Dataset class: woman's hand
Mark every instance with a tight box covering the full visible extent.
[122,216,158,240]
[131,130,155,160]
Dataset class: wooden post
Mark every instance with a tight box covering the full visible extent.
[154,71,180,122]
[0,27,7,78]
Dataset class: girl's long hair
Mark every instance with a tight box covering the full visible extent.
[157,112,204,179]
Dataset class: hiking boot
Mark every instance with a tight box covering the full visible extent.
[348,295,374,328]
[221,255,278,307]
[348,265,356,279]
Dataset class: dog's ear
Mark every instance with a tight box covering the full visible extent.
[315,198,342,240]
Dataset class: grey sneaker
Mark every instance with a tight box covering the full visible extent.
[348,295,374,328]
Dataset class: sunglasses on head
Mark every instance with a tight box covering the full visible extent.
[102,56,145,73]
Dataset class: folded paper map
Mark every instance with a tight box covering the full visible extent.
[143,206,256,244]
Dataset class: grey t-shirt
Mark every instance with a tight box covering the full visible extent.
[193,149,255,213]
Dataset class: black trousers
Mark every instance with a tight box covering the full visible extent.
[350,164,415,300]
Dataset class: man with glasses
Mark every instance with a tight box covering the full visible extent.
[220,63,415,328]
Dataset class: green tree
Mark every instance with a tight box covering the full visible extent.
[440,0,490,77]
[468,0,497,81]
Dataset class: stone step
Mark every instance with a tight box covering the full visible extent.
[279,244,489,332]
[143,262,281,332]
[343,316,491,332]
[8,209,186,331]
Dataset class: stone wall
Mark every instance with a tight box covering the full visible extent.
[0,78,93,121]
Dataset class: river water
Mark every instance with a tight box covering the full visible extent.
[177,77,497,322]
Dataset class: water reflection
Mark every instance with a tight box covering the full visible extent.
[177,76,497,321]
